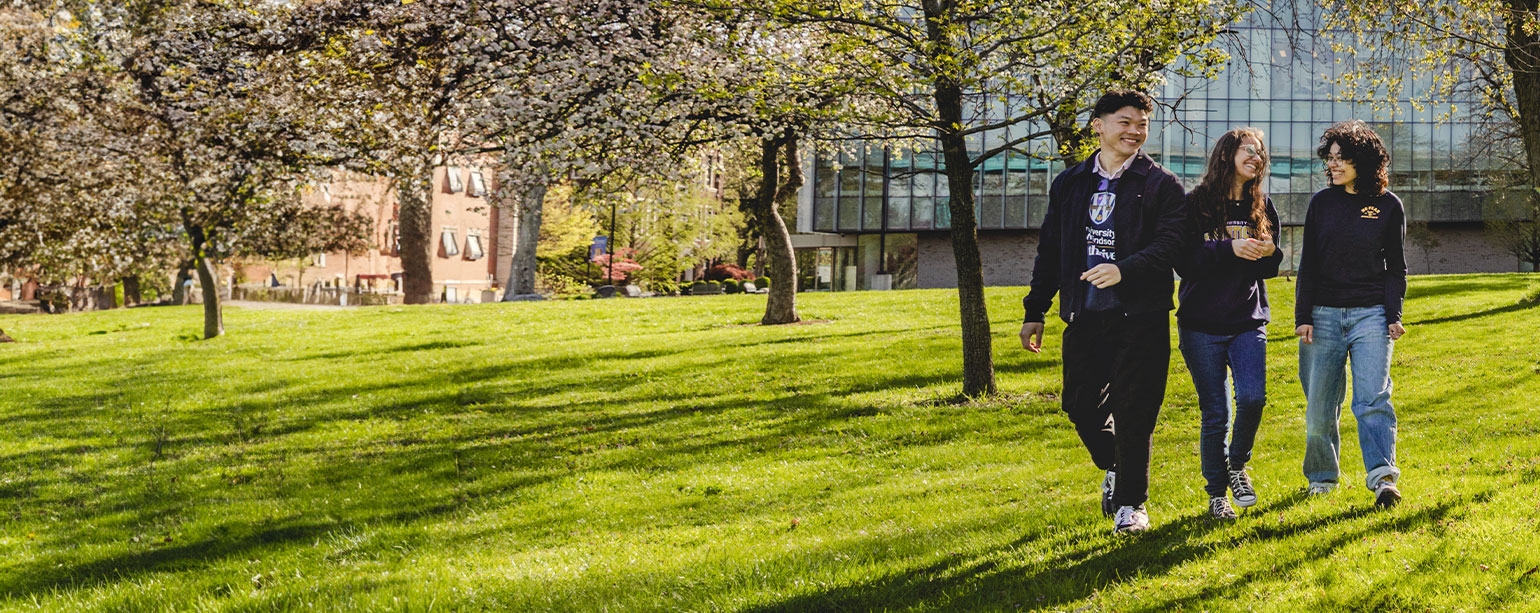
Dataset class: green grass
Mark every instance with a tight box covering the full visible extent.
[1,274,1538,611]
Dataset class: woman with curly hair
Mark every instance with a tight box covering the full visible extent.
[1295,120,1408,508]
[1176,127,1283,520]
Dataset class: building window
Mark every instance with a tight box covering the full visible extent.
[441,228,460,257]
[468,168,487,197]
[465,232,485,260]
[383,221,400,255]
[446,166,464,193]
[313,253,327,267]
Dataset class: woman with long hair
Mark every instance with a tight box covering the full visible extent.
[1177,127,1283,520]
[1295,120,1408,508]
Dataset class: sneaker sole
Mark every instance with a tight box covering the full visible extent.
[1233,495,1257,508]
[1375,488,1401,508]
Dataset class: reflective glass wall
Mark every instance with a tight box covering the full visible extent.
[808,3,1498,245]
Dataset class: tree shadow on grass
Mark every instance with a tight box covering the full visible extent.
[744,490,1484,612]
[1403,275,1533,302]
[0,518,336,597]
[1408,298,1538,327]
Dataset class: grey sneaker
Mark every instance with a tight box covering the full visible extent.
[1228,468,1257,508]
[1306,481,1337,496]
[1100,470,1117,517]
[1373,479,1401,509]
[1208,496,1237,520]
[1113,505,1149,534]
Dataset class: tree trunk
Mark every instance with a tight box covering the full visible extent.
[123,275,140,306]
[760,134,801,325]
[187,226,223,339]
[1504,0,1540,271]
[397,169,436,304]
[503,179,548,300]
[924,2,997,397]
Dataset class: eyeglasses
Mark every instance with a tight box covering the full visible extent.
[1322,154,1350,164]
[1239,145,1263,159]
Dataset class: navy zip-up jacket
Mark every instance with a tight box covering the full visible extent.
[1175,197,1284,335]
[1022,151,1188,324]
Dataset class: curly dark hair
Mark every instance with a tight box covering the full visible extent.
[1316,120,1389,196]
[1189,127,1272,239]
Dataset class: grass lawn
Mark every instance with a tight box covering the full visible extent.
[1,274,1539,611]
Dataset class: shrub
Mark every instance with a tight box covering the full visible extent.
[722,279,742,294]
[703,264,753,281]
[535,273,591,300]
[653,280,682,296]
[754,276,771,289]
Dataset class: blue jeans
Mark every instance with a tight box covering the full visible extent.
[1180,327,1267,497]
[1300,306,1400,491]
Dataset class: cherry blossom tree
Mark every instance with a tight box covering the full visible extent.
[704,0,1245,396]
[0,1,371,335]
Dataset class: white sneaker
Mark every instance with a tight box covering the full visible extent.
[1228,468,1257,508]
[1113,505,1149,534]
[1306,481,1336,496]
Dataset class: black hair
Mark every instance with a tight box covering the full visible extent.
[1316,120,1390,196]
[1092,90,1155,119]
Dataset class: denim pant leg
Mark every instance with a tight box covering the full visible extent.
[1180,328,1233,497]
[1301,307,1349,485]
[1344,308,1401,490]
[1226,327,1268,473]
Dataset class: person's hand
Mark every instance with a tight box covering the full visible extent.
[1254,235,1276,257]
[1080,263,1121,288]
[1388,322,1405,341]
[1020,322,1045,353]
[1232,238,1274,260]
[1296,324,1314,344]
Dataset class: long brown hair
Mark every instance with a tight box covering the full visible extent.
[1189,127,1272,239]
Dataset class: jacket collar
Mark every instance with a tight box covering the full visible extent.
[1068,150,1154,179]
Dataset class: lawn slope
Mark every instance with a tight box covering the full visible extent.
[0,274,1537,611]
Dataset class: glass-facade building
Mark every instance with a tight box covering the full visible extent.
[797,5,1518,290]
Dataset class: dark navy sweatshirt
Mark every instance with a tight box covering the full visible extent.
[1176,197,1283,335]
[1295,187,1408,326]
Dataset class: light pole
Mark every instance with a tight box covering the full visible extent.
[608,198,618,286]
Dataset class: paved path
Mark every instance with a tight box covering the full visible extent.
[225,300,350,311]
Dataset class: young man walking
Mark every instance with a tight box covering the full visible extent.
[1019,90,1188,534]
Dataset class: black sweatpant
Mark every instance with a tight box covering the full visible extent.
[1061,311,1170,507]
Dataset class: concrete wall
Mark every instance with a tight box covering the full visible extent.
[917,231,1038,289]
[1405,223,1520,275]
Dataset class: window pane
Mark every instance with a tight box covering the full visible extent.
[815,161,837,198]
[814,198,834,231]
[980,170,1005,228]
[863,167,885,230]
[888,197,911,230]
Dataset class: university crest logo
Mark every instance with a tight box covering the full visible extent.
[1361,206,1381,219]
[1090,192,1116,225]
